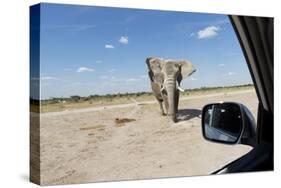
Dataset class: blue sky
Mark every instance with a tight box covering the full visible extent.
[37,3,253,99]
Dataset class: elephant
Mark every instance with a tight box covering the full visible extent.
[146,57,196,122]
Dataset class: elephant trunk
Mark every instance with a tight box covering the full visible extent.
[166,79,177,122]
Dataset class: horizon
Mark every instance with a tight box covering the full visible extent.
[32,84,253,101]
[31,3,254,99]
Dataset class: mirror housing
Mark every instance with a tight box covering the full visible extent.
[201,102,257,147]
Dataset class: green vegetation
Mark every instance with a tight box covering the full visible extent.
[180,84,254,96]
[40,84,254,113]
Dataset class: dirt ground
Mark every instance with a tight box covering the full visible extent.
[39,89,258,185]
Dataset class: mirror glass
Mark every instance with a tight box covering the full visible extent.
[203,103,243,143]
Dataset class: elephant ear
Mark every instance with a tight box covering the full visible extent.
[146,57,164,83]
[179,60,196,80]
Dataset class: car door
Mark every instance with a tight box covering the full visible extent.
[207,16,273,173]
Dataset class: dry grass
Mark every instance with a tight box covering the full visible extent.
[40,85,254,113]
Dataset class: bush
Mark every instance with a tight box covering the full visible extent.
[70,95,81,102]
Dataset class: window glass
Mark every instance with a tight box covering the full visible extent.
[37,4,258,185]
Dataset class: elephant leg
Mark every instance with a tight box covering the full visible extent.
[175,90,180,113]
[158,100,165,116]
[162,95,169,115]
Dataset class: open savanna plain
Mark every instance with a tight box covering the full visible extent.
[35,86,258,185]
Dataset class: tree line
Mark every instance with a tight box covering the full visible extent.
[37,84,253,104]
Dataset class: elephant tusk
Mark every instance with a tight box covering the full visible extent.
[176,82,185,92]
[161,87,165,91]
[177,86,185,92]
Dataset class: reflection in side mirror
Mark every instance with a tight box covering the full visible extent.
[202,102,256,146]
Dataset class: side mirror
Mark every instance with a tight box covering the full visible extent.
[201,102,257,146]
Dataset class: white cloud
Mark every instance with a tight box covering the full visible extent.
[105,44,114,49]
[41,76,57,80]
[218,63,225,67]
[190,76,197,81]
[127,78,141,82]
[228,72,236,76]
[126,75,149,82]
[223,72,237,76]
[119,36,129,44]
[76,67,95,73]
[197,26,220,39]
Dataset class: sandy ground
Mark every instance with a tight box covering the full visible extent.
[39,89,258,185]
